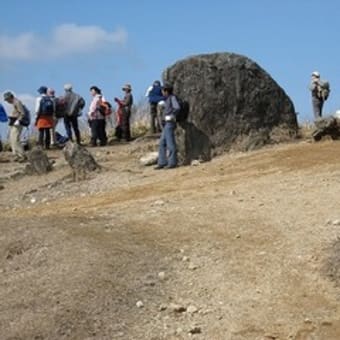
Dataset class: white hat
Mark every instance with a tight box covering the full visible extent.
[158,100,166,107]
[311,71,320,78]
[64,83,73,91]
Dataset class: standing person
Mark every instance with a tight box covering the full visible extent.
[3,91,27,161]
[88,86,107,147]
[145,80,164,133]
[63,84,83,145]
[309,71,330,120]
[114,84,133,141]
[47,88,58,147]
[0,103,8,152]
[35,86,54,149]
[155,83,180,170]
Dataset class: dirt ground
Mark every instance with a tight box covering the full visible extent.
[1,137,340,340]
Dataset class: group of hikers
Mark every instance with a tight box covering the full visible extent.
[0,72,330,170]
[0,80,181,169]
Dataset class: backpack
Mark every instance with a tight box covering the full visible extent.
[77,97,86,110]
[174,96,190,122]
[0,104,8,123]
[318,80,330,101]
[20,105,31,127]
[99,101,113,116]
[55,97,67,118]
[39,96,54,116]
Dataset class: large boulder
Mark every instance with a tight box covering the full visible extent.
[312,117,340,141]
[163,52,298,164]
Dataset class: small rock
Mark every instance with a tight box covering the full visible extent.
[169,303,186,313]
[152,200,165,207]
[230,190,236,195]
[140,152,158,166]
[0,185,4,191]
[189,326,202,334]
[332,220,340,226]
[235,234,241,239]
[158,272,166,280]
[136,301,144,308]
[30,197,36,204]
[159,304,167,311]
[188,263,198,270]
[182,256,189,262]
[191,160,200,166]
[187,305,199,314]
[176,327,183,334]
[72,207,78,212]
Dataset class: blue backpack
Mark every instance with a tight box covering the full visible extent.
[39,96,54,116]
[0,104,8,123]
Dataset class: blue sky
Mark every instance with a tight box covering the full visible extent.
[0,0,339,128]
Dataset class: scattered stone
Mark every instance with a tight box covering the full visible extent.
[235,234,241,239]
[187,305,199,314]
[332,220,340,226]
[182,256,189,262]
[188,263,198,270]
[30,197,36,204]
[136,301,144,308]
[26,147,53,175]
[169,303,186,313]
[176,327,183,335]
[158,272,166,280]
[140,152,158,166]
[152,200,165,207]
[159,304,167,311]
[191,160,200,166]
[188,326,202,334]
[230,190,236,196]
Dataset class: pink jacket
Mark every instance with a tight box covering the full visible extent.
[88,94,105,120]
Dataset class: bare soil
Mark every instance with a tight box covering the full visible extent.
[1,138,340,340]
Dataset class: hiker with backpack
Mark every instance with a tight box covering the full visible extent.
[154,83,180,170]
[88,86,107,147]
[145,80,165,134]
[3,91,29,162]
[35,86,55,149]
[310,71,330,119]
[63,84,84,145]
[114,84,133,142]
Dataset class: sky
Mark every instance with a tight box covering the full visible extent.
[1,0,340,138]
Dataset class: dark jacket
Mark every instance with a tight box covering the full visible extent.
[148,85,164,104]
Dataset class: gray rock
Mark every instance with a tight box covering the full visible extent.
[26,147,53,175]
[169,303,186,313]
[140,152,158,166]
[163,52,297,164]
[136,300,144,308]
[187,305,199,314]
[63,142,100,181]
[188,326,202,334]
[312,117,340,141]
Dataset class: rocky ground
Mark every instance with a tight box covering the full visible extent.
[1,136,340,340]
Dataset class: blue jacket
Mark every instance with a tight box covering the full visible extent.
[148,85,164,104]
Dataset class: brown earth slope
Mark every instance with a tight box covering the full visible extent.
[0,139,340,340]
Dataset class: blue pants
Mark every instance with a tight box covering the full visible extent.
[158,122,177,167]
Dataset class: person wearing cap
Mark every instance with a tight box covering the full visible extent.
[114,84,133,141]
[88,86,107,146]
[47,88,59,147]
[3,91,26,162]
[63,84,82,145]
[145,80,164,134]
[35,86,54,149]
[154,82,180,169]
[310,71,324,119]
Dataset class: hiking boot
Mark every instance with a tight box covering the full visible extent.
[165,165,177,169]
[154,165,166,170]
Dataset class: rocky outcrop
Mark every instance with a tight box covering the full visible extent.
[163,52,298,164]
[63,142,100,181]
[26,147,53,175]
[312,117,340,141]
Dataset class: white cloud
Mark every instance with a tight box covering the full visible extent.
[0,24,128,61]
